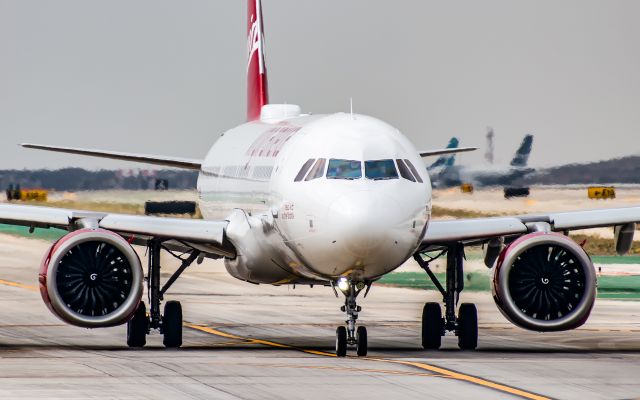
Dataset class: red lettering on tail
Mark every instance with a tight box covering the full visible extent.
[247,0,268,121]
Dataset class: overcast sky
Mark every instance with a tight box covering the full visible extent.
[1,0,639,170]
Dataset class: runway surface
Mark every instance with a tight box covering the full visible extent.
[0,234,639,400]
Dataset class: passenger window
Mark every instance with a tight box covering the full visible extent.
[305,158,326,181]
[294,159,315,182]
[326,159,362,180]
[404,159,424,183]
[396,159,416,182]
[365,159,399,180]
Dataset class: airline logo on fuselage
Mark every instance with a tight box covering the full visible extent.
[246,126,301,158]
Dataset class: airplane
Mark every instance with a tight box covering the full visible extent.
[1,0,639,357]
[430,132,535,189]
[427,136,460,188]
[427,137,459,172]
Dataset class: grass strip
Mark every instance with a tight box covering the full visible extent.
[378,271,640,300]
[0,224,65,241]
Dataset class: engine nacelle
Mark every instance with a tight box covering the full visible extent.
[38,228,143,328]
[493,232,597,331]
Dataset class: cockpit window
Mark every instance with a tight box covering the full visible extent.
[326,159,362,180]
[294,159,315,182]
[365,159,399,180]
[305,158,326,181]
[404,159,424,183]
[396,159,416,182]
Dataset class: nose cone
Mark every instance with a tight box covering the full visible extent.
[328,191,396,255]
[288,188,426,280]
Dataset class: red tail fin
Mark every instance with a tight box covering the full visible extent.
[247,0,269,121]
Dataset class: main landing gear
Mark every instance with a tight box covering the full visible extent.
[413,243,478,350]
[333,279,369,357]
[127,239,200,348]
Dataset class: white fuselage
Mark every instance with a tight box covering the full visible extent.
[197,112,432,284]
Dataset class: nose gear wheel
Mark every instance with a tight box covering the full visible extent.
[335,326,347,357]
[356,326,368,357]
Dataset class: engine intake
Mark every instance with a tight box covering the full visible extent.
[39,228,143,328]
[493,232,596,331]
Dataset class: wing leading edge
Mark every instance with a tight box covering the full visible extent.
[21,143,202,170]
[423,206,640,247]
[0,204,233,258]
[419,147,477,158]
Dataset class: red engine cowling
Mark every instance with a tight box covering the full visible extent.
[39,228,143,328]
[493,232,597,331]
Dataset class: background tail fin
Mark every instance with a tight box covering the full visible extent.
[428,137,458,169]
[247,0,269,121]
[510,134,534,167]
[445,155,456,167]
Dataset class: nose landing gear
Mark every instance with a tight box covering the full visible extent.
[333,279,368,357]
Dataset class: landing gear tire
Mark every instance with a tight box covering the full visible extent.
[457,303,478,350]
[356,326,368,357]
[127,301,147,348]
[336,326,347,357]
[422,302,443,350]
[163,300,183,348]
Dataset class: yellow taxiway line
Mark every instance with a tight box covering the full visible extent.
[185,323,551,400]
[0,278,38,292]
[0,277,548,399]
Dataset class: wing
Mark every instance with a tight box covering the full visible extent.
[21,143,202,170]
[423,206,640,248]
[0,203,234,258]
[419,147,477,157]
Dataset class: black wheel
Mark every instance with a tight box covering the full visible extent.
[422,302,443,350]
[356,326,368,357]
[336,326,347,357]
[127,302,147,348]
[457,303,478,350]
[163,301,183,348]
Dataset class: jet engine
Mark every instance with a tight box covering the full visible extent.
[38,228,143,328]
[492,232,597,331]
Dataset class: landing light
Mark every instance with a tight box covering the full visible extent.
[337,277,349,292]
